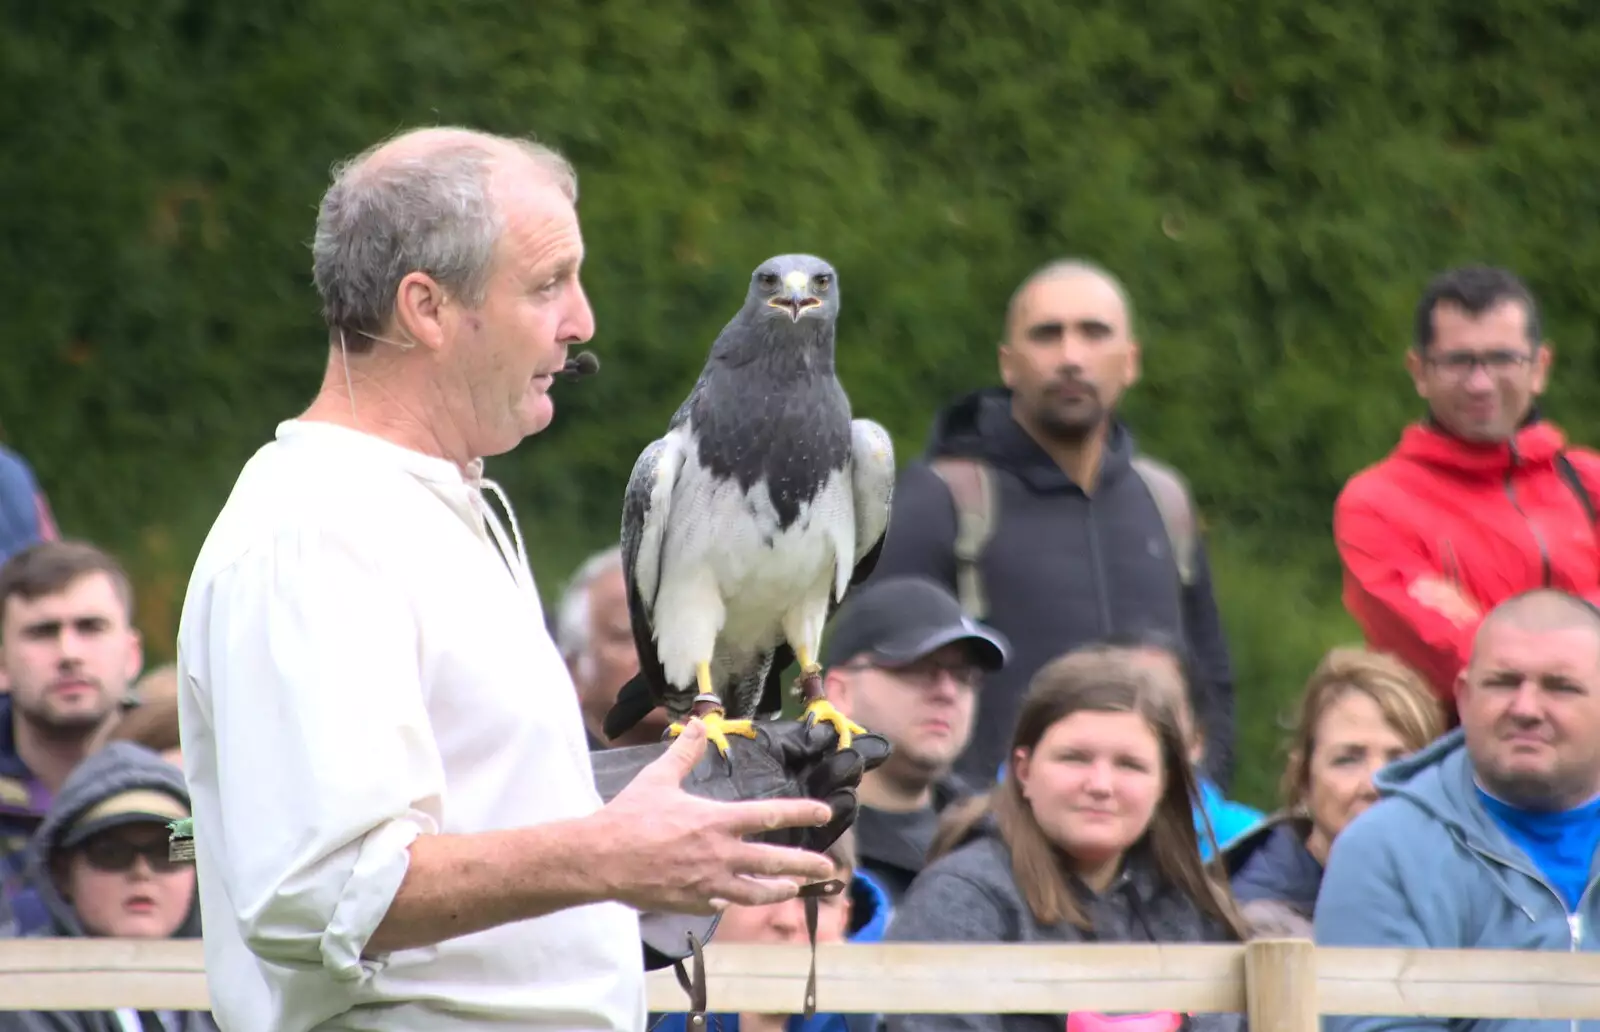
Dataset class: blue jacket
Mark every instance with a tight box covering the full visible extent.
[649,869,890,1032]
[0,445,56,566]
[1315,727,1600,1032]
[1194,778,1263,860]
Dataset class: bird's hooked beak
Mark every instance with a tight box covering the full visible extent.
[767,270,823,323]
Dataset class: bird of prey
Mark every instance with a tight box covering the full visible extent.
[603,254,896,758]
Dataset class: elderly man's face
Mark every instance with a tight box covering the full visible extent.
[1458,620,1600,810]
[575,565,668,746]
[447,166,596,456]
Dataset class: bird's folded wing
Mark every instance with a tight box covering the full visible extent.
[849,418,897,575]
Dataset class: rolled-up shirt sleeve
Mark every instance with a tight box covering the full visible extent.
[189,522,445,982]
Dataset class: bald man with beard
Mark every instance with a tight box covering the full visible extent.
[868,259,1236,793]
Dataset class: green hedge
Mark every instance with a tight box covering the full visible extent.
[5,1,1599,806]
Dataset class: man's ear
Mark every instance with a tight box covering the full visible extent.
[391,272,452,352]
[998,342,1018,391]
[1532,339,1554,396]
[1406,347,1429,399]
[121,628,144,702]
[823,668,853,716]
[1453,667,1471,712]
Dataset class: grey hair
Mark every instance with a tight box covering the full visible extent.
[555,546,624,679]
[1004,257,1136,339]
[312,127,578,351]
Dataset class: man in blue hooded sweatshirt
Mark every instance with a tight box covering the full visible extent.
[1316,588,1600,1032]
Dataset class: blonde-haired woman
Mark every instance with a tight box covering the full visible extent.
[1223,645,1446,938]
[885,651,1247,1032]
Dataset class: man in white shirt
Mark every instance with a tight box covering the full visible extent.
[175,126,881,1032]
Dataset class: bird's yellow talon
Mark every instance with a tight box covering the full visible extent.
[803,698,867,751]
[668,711,757,757]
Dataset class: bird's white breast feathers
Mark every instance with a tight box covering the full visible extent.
[647,420,856,688]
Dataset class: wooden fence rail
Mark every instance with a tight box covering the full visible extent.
[3,939,1600,1030]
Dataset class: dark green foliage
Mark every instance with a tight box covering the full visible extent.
[5,1,1599,805]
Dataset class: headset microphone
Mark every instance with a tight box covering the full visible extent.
[557,350,601,380]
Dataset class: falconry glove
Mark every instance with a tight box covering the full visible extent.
[590,718,889,1020]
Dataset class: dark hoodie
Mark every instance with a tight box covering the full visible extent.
[0,742,216,1032]
[855,774,977,909]
[883,817,1245,1032]
[869,388,1236,788]
[1222,813,1322,939]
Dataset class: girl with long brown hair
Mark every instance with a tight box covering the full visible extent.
[883,650,1246,1032]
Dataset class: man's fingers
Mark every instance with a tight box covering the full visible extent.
[720,795,833,836]
[730,840,837,884]
[714,874,812,909]
[1408,576,1482,625]
[650,717,707,780]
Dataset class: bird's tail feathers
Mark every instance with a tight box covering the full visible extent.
[602,672,659,742]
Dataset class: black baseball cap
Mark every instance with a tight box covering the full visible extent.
[822,575,1010,672]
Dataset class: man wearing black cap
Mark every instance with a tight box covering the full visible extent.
[820,575,1009,907]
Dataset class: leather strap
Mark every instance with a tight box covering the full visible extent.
[663,879,840,1028]
[671,929,709,1029]
[796,878,846,1018]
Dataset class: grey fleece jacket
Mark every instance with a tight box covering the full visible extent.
[883,823,1247,1032]
[0,742,217,1032]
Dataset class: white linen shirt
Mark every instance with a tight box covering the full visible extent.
[175,419,644,1031]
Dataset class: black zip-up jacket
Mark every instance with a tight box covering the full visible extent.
[869,387,1236,788]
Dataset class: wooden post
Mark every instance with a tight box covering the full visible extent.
[1245,938,1318,1032]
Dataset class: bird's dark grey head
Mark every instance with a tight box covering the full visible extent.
[746,254,840,327]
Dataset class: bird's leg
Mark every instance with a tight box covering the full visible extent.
[666,660,758,758]
[794,646,867,751]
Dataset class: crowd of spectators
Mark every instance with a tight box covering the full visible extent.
[1,259,1596,1031]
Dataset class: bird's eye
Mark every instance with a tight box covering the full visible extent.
[813,274,832,292]
[757,272,780,290]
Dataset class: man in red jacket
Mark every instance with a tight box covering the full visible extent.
[1335,264,1600,718]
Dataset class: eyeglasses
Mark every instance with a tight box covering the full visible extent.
[79,835,184,874]
[1426,349,1535,380]
[842,657,982,691]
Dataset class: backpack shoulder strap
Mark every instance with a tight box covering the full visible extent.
[1130,454,1199,588]
[1556,450,1598,529]
[928,457,997,619]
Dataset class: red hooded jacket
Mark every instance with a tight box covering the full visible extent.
[1334,420,1600,710]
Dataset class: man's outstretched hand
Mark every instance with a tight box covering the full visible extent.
[590,720,832,916]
